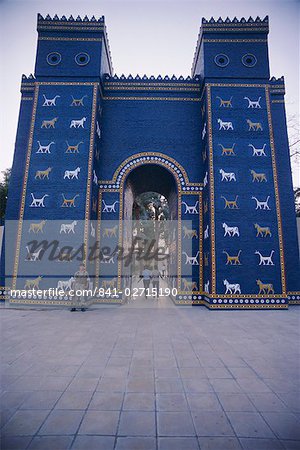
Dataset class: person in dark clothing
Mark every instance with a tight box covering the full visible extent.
[71,264,90,311]
[139,266,152,298]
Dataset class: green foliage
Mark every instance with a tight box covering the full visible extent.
[0,168,11,220]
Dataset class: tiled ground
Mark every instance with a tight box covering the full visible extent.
[1,302,300,449]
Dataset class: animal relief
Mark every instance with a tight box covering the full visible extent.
[247,119,263,131]
[64,167,81,180]
[183,226,198,239]
[36,141,54,154]
[204,225,209,239]
[248,144,267,157]
[182,201,199,214]
[91,222,95,238]
[60,221,77,234]
[70,95,87,106]
[218,119,233,130]
[41,117,58,129]
[219,169,236,182]
[250,170,267,182]
[256,279,274,294]
[103,225,118,238]
[65,141,83,154]
[223,279,241,294]
[42,94,60,106]
[202,122,206,140]
[251,196,270,210]
[57,277,75,291]
[255,250,274,266]
[182,279,198,291]
[102,200,119,213]
[28,220,46,233]
[222,223,240,237]
[24,276,42,290]
[102,278,117,289]
[204,280,210,293]
[216,96,232,107]
[182,251,199,265]
[223,250,241,265]
[61,194,79,207]
[25,246,43,262]
[96,121,101,139]
[254,223,272,237]
[219,143,236,156]
[244,96,262,108]
[34,167,52,180]
[93,170,98,185]
[221,195,239,209]
[30,193,49,207]
[70,117,87,128]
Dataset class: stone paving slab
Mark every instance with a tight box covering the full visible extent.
[1,305,300,449]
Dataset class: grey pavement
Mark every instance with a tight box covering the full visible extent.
[0,301,300,450]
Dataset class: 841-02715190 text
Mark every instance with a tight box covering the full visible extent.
[98,287,178,298]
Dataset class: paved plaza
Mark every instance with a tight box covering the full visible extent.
[1,300,300,450]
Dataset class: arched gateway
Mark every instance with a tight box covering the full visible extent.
[1,14,300,308]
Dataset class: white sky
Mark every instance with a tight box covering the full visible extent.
[0,0,299,186]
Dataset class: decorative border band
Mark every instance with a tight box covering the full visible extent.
[38,37,102,42]
[103,96,201,102]
[203,39,267,43]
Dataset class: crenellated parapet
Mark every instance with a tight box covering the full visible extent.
[104,74,201,83]
[201,15,268,27]
[37,13,105,29]
[20,74,36,96]
[103,74,202,94]
[269,76,285,96]
[21,74,36,81]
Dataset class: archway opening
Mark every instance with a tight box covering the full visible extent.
[122,164,178,294]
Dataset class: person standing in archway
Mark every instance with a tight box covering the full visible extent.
[151,267,161,299]
[140,266,152,299]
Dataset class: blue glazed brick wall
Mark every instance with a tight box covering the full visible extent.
[98,96,203,183]
[210,86,282,295]
[271,99,300,292]
[24,85,94,220]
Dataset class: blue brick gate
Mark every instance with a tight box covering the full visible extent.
[1,14,299,308]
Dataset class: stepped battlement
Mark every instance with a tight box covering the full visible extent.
[269,76,285,84]
[37,14,105,25]
[21,74,35,81]
[201,16,268,26]
[103,74,201,83]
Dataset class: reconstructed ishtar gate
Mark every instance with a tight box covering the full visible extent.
[1,14,300,308]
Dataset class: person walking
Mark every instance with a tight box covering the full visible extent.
[139,266,152,299]
[151,267,161,299]
[161,263,166,279]
[71,264,90,311]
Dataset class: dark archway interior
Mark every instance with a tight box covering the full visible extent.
[122,163,178,285]
[126,164,178,200]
